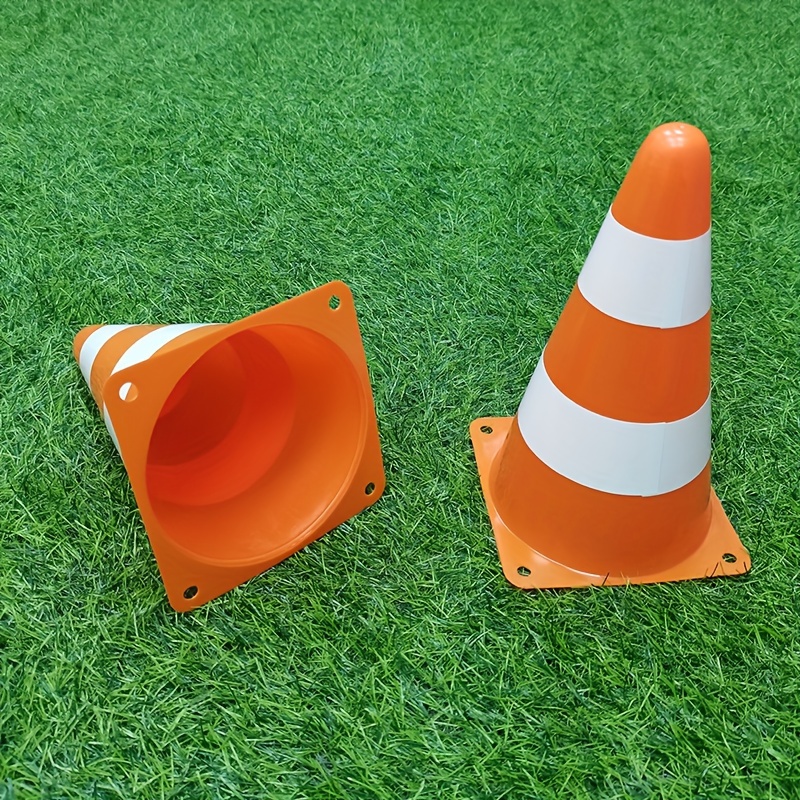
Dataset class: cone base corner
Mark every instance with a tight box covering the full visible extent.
[470,416,750,590]
[154,430,385,613]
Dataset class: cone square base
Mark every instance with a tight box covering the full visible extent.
[470,417,750,589]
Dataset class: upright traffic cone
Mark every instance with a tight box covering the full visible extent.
[74,282,385,610]
[470,123,749,588]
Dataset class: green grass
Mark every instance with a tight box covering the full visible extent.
[1,0,799,797]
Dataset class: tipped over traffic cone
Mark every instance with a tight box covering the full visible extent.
[470,123,749,588]
[74,282,385,610]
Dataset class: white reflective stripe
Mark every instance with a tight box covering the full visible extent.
[78,325,133,387]
[101,323,216,455]
[103,410,122,455]
[110,324,213,375]
[517,357,711,496]
[577,209,711,328]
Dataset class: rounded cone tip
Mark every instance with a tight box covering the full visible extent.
[612,122,711,240]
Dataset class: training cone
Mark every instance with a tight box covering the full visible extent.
[470,123,750,589]
[74,282,385,610]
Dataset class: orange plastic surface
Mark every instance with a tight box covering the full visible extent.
[544,286,710,422]
[74,282,385,611]
[612,122,711,240]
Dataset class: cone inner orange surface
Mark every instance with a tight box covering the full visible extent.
[146,331,295,503]
[146,325,364,564]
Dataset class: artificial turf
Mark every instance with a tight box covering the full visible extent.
[1,0,799,797]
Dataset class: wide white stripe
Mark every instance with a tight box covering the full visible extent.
[577,209,711,328]
[517,357,710,496]
[78,325,133,387]
[110,324,214,376]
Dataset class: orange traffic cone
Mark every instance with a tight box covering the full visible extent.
[470,123,749,588]
[74,282,385,610]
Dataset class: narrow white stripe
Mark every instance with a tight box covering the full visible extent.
[110,324,214,376]
[78,325,133,387]
[103,410,122,455]
[517,357,710,496]
[577,209,711,328]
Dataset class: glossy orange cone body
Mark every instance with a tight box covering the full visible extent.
[74,282,385,610]
[471,123,749,588]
